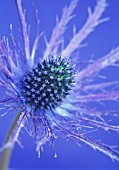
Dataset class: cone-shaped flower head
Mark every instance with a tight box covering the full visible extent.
[22,57,75,110]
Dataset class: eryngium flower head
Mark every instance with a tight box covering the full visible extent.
[22,57,75,110]
[0,0,119,162]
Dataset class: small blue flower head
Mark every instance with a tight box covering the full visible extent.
[22,57,75,111]
[0,0,119,162]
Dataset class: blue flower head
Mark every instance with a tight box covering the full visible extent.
[0,0,119,164]
[22,56,75,111]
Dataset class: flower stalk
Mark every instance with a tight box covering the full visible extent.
[0,111,22,170]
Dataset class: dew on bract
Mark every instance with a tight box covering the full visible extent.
[22,57,75,110]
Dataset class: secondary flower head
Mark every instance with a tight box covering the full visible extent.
[0,0,119,163]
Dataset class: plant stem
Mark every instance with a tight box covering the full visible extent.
[0,111,22,170]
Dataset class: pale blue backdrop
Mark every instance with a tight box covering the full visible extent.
[0,0,119,169]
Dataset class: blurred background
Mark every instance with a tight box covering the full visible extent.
[0,0,119,169]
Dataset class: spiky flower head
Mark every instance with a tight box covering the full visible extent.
[0,0,119,168]
[22,57,75,110]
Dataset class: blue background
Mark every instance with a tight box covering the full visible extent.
[0,0,119,169]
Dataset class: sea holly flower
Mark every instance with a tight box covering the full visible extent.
[0,0,119,169]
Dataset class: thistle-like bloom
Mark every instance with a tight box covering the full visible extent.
[0,0,119,165]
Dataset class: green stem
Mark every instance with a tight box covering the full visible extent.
[0,112,22,170]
